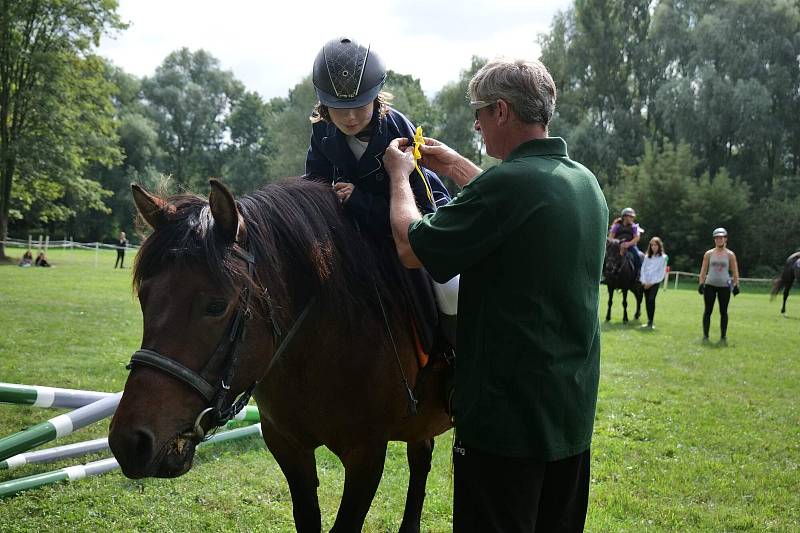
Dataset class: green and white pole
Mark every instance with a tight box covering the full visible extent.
[1,437,109,470]
[0,416,258,470]
[0,393,122,462]
[232,404,261,423]
[0,382,112,409]
[0,424,263,498]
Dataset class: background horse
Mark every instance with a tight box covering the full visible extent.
[108,179,452,533]
[604,238,643,323]
[771,251,800,315]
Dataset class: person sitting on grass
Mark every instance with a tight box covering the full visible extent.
[18,250,33,267]
[34,252,51,267]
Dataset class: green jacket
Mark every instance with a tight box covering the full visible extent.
[409,137,608,460]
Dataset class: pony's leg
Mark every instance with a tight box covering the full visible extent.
[330,443,388,533]
[634,286,643,320]
[399,439,435,533]
[606,286,613,322]
[261,425,321,533]
[782,278,793,314]
[622,289,629,323]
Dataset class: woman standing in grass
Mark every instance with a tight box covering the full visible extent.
[698,227,740,344]
[640,236,667,329]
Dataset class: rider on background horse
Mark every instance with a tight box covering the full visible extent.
[303,37,458,352]
[609,207,643,279]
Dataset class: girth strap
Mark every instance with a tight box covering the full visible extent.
[128,349,216,403]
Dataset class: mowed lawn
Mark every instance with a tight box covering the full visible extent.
[1,247,798,532]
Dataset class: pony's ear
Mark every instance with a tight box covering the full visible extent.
[209,178,244,243]
[132,184,169,229]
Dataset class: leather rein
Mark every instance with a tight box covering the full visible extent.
[125,244,313,441]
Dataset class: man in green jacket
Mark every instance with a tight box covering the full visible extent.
[383,57,608,532]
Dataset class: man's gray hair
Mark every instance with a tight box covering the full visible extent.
[468,58,557,126]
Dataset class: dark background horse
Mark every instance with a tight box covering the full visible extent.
[604,238,643,323]
[108,179,452,533]
[771,251,800,315]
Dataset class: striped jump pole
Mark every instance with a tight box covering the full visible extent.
[0,424,263,498]
[1,437,109,471]
[0,393,122,462]
[0,416,258,470]
[0,382,113,409]
[233,404,260,423]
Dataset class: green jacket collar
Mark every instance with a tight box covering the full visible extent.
[505,137,568,161]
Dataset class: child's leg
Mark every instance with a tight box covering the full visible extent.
[432,275,459,348]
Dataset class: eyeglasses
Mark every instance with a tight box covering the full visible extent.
[469,99,497,121]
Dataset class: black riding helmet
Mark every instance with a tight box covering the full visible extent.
[312,37,386,109]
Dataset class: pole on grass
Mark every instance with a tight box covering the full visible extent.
[233,405,260,423]
[94,242,99,268]
[0,416,257,470]
[1,437,109,470]
[0,424,263,498]
[0,393,122,462]
[45,235,49,252]
[0,382,112,409]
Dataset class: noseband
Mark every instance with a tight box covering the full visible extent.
[126,245,261,440]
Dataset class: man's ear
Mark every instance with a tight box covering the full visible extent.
[496,99,511,125]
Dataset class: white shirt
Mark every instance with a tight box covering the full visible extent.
[346,135,369,161]
[640,254,667,285]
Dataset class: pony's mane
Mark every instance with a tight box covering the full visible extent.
[133,178,402,331]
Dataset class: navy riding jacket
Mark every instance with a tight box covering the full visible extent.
[305,108,451,238]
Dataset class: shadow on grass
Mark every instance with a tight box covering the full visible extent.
[601,320,643,333]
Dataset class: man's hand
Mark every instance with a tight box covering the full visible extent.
[383,138,416,182]
[732,285,740,296]
[698,284,704,295]
[417,137,462,176]
[333,182,354,203]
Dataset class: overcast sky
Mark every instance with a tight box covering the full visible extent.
[98,0,573,100]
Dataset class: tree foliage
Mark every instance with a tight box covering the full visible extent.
[541,0,800,272]
[0,0,124,258]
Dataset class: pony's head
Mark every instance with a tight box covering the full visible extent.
[109,180,276,478]
[604,238,623,275]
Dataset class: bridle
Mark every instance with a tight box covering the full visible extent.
[123,239,320,442]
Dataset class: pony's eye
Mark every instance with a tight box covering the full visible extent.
[205,301,228,317]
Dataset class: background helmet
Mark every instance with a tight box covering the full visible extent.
[312,37,386,109]
[621,207,636,217]
[712,227,728,237]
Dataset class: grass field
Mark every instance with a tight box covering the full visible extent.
[1,247,798,532]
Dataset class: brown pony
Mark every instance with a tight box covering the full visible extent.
[771,251,800,315]
[603,238,643,323]
[108,178,452,533]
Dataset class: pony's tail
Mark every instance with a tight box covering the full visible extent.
[770,273,785,300]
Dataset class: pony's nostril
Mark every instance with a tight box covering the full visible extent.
[131,427,156,462]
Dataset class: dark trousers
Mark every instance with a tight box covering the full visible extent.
[115,249,125,268]
[643,283,660,324]
[703,285,730,338]
[453,442,590,533]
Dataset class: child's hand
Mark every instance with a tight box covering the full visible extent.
[334,182,354,203]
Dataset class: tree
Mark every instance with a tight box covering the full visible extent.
[141,48,244,190]
[0,0,124,259]
[224,90,272,194]
[433,56,486,170]
[384,70,438,131]
[264,76,318,179]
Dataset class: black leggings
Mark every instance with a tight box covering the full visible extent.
[703,285,731,338]
[643,284,660,324]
